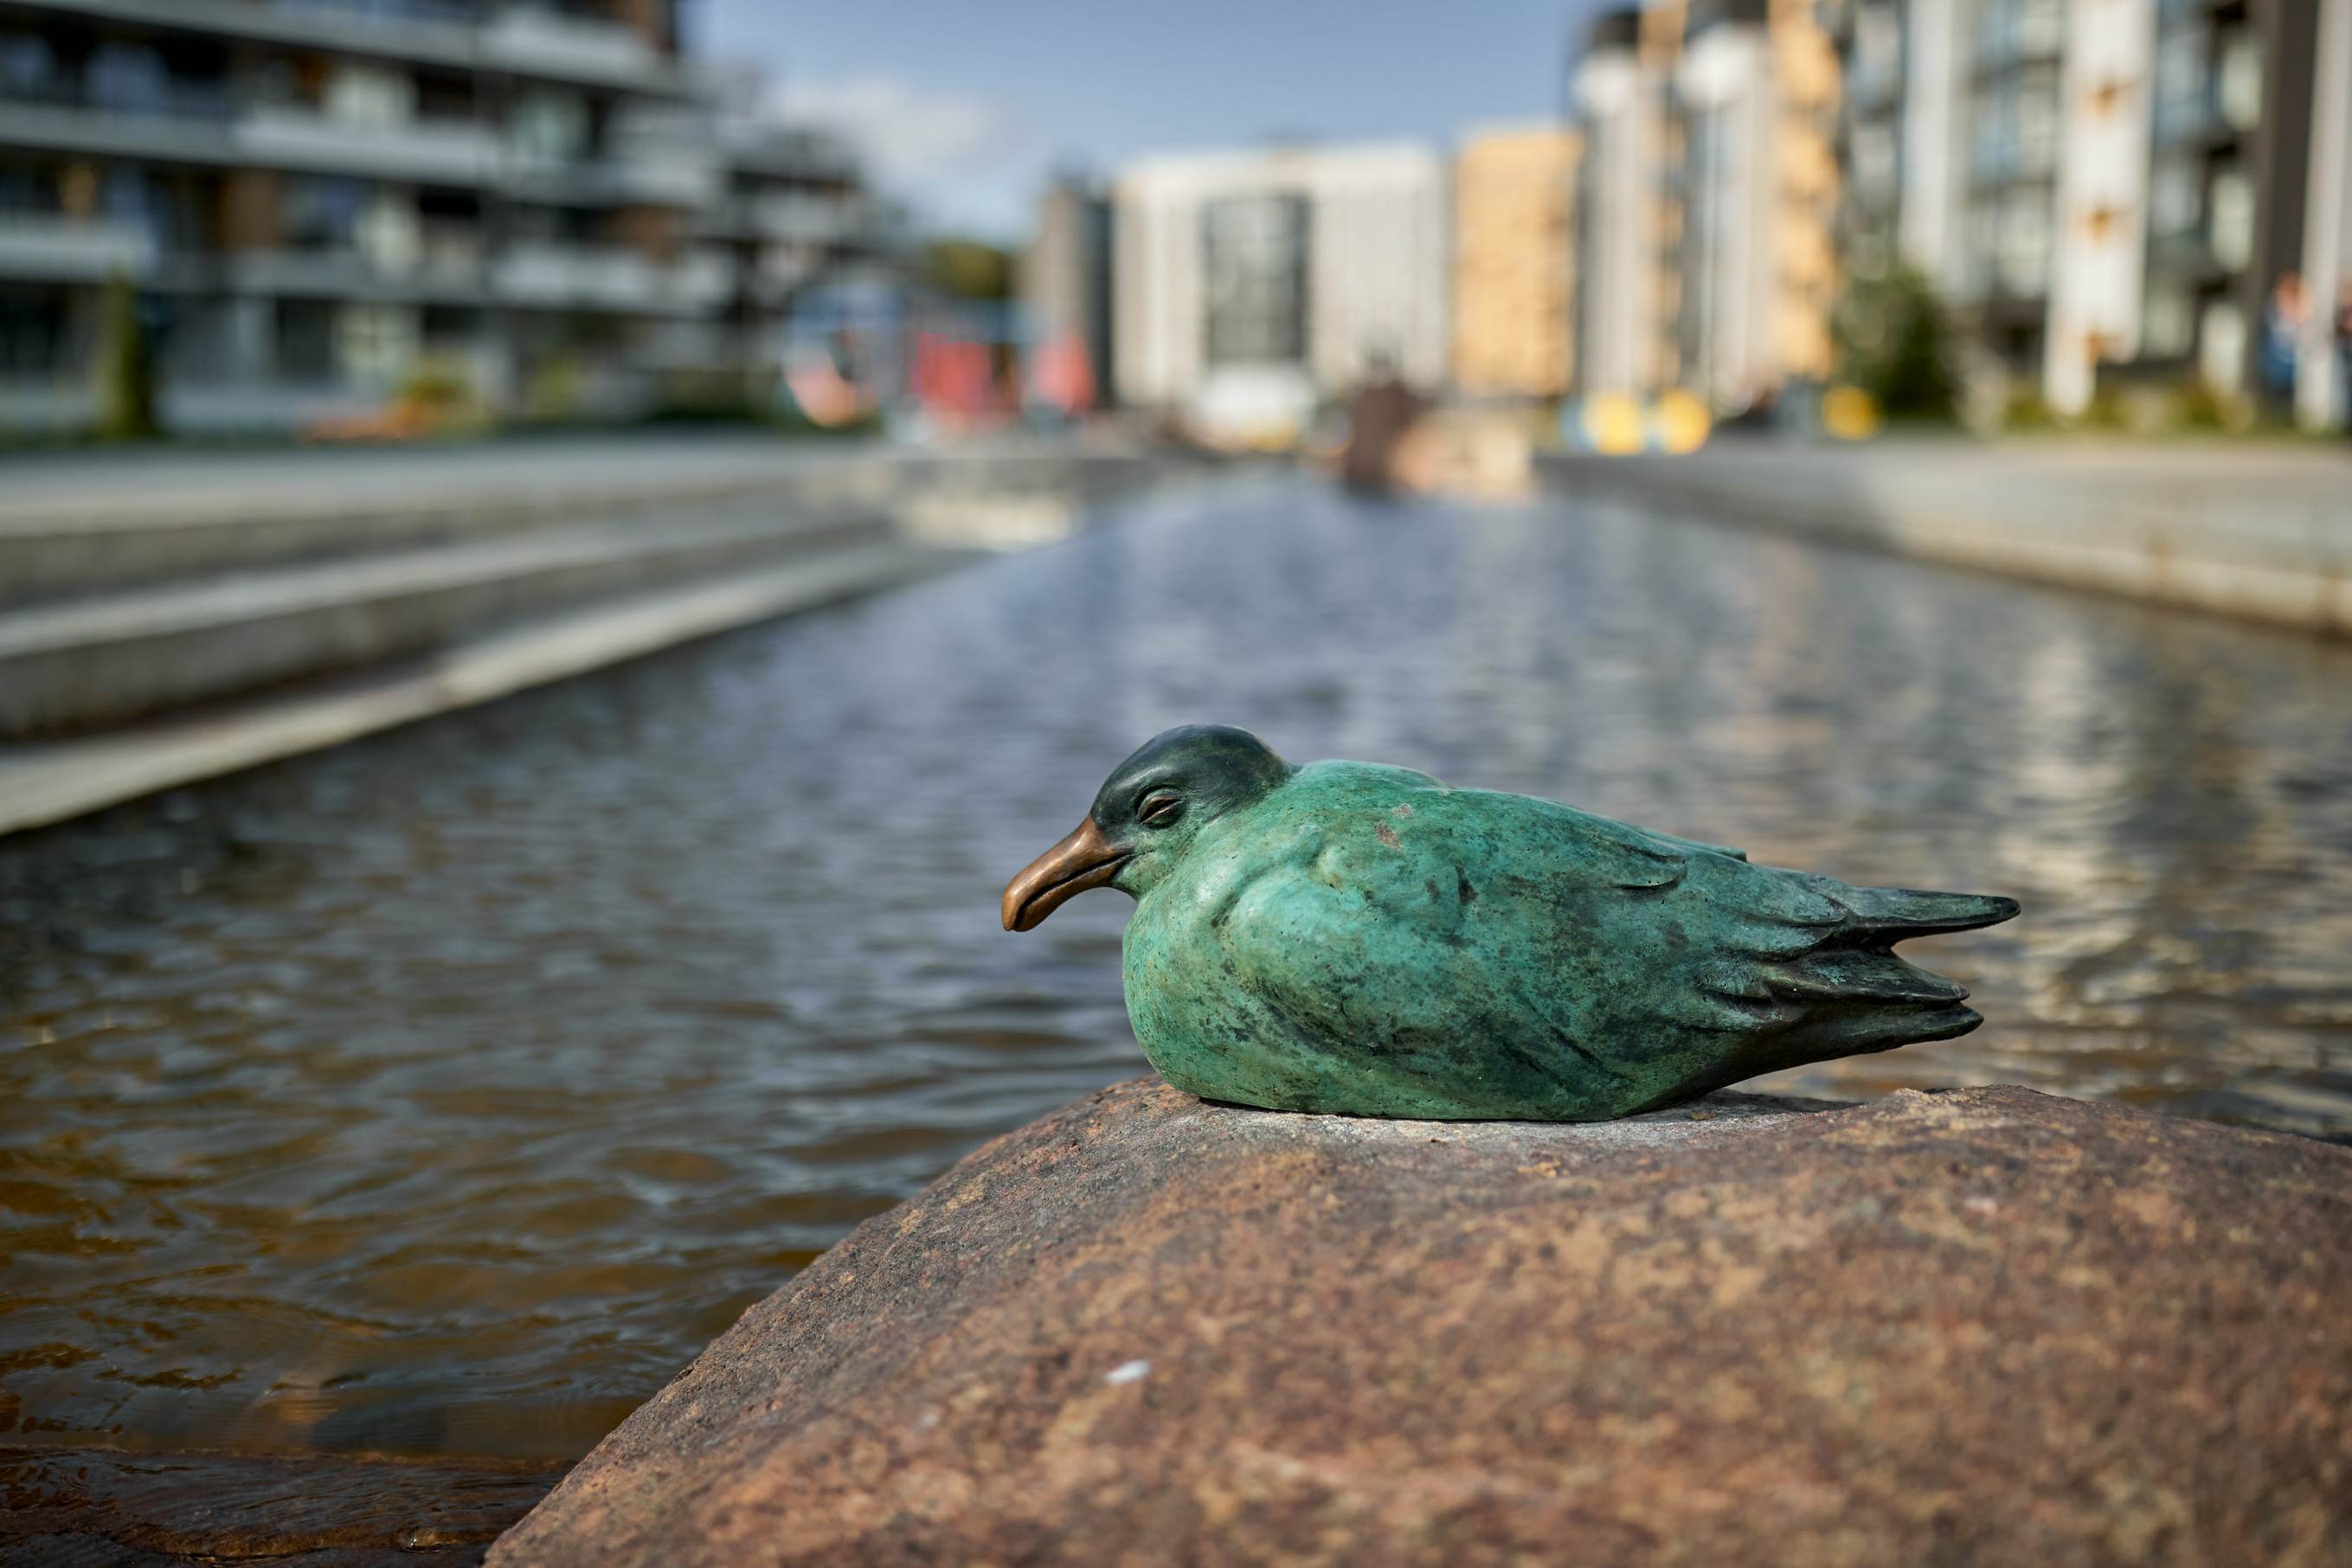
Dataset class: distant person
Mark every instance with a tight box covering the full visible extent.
[2336,280,2352,439]
[1716,380,1781,434]
[2259,272,2305,405]
[1339,360,1429,495]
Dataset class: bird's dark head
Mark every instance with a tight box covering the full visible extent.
[1001,725,1293,931]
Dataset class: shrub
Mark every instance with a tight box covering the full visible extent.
[1833,265,1958,422]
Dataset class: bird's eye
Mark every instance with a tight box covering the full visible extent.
[1139,793,1183,827]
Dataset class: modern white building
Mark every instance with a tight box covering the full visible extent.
[2296,0,2351,427]
[1674,0,1841,409]
[1679,14,1781,407]
[1571,0,1838,410]
[1835,0,1968,292]
[1829,0,2333,417]
[1111,139,1449,439]
[1571,10,1668,396]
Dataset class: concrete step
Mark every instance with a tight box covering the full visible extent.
[0,440,1169,604]
[0,453,904,606]
[0,539,961,837]
[0,502,896,736]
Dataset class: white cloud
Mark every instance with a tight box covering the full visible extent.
[767,71,1039,236]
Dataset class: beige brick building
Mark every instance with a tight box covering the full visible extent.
[1451,125,1581,398]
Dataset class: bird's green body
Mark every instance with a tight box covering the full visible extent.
[1005,728,2018,1121]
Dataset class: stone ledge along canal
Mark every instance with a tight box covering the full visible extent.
[3,476,2349,1524]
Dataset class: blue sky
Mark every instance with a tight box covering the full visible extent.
[697,1,1596,241]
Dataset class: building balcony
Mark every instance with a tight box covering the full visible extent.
[490,241,732,314]
[221,247,488,304]
[479,6,662,84]
[235,107,503,184]
[501,148,721,209]
[1,0,697,98]
[0,98,710,203]
[0,217,157,283]
[735,191,872,245]
[0,98,238,167]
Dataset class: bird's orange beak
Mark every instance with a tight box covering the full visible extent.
[1002,819,1129,932]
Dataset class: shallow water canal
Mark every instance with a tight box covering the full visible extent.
[5,476,2349,1464]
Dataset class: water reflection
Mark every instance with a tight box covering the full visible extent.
[3,477,2347,1462]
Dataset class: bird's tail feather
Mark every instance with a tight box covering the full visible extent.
[1674,869,2017,1081]
[1758,948,1970,1005]
[1796,998,1986,1057]
[1809,880,2021,947]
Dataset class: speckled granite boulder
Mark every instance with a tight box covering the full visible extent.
[490,1078,2352,1568]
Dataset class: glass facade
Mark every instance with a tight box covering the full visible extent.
[1200,192,1309,366]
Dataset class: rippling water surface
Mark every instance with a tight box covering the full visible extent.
[4,477,2349,1463]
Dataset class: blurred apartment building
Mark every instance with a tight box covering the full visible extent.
[1822,0,2348,418]
[0,0,887,434]
[1111,140,1449,440]
[1019,170,1114,408]
[1451,123,1579,400]
[1571,0,1842,410]
[1569,0,2350,423]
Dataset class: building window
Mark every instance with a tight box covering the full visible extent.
[0,33,64,103]
[2197,299,2244,389]
[98,165,160,246]
[2015,0,2063,56]
[338,303,418,385]
[1854,125,1898,196]
[0,159,59,216]
[511,88,589,164]
[1201,192,1309,366]
[275,299,338,381]
[2217,31,2263,132]
[283,177,365,251]
[2150,157,2201,237]
[85,42,166,113]
[2208,169,2253,270]
[0,284,72,376]
[2153,30,2206,123]
[1959,198,2000,299]
[1997,193,2050,294]
[2143,286,2193,356]
[324,61,417,126]
[2014,71,2059,174]
[1970,87,2008,181]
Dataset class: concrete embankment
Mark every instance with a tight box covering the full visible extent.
[1543,440,2352,636]
[491,1076,2352,1568]
[0,436,1186,835]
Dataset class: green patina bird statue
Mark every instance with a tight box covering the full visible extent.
[1003,725,2019,1121]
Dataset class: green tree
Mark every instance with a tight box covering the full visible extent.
[94,270,158,440]
[922,237,1014,302]
[1834,265,1957,422]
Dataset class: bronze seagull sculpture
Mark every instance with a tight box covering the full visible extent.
[1004,725,2018,1121]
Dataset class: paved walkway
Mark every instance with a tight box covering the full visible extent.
[1546,437,2352,635]
[0,434,837,528]
[0,431,1146,534]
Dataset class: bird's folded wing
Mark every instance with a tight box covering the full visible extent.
[1641,828,1749,864]
[1211,857,1611,1104]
